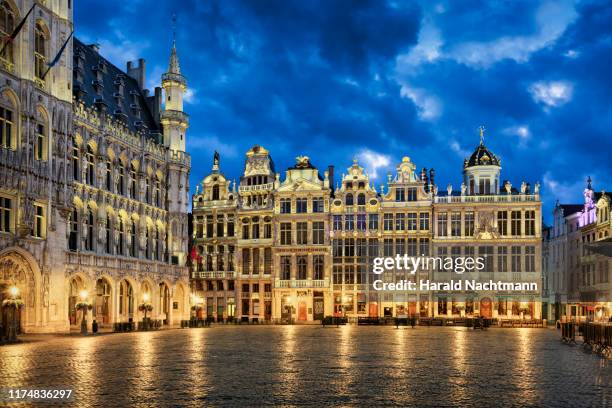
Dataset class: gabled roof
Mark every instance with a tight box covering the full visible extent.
[72,38,160,136]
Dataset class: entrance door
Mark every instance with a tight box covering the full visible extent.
[0,285,22,335]
[313,297,324,321]
[480,297,492,318]
[298,301,307,321]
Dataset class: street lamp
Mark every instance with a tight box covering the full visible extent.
[138,292,153,330]
[2,285,23,342]
[76,289,92,335]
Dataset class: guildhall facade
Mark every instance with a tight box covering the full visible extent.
[192,133,543,322]
[0,0,190,333]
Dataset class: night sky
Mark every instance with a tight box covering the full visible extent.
[75,0,612,219]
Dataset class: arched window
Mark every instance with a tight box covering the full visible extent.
[118,280,134,318]
[345,193,354,206]
[34,22,48,82]
[212,184,220,200]
[85,145,95,184]
[0,98,14,149]
[154,227,160,261]
[357,193,365,205]
[0,2,15,65]
[145,226,151,259]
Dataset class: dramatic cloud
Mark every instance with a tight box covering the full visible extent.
[356,149,392,180]
[75,0,612,221]
[529,81,574,108]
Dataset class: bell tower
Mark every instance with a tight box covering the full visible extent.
[161,39,188,152]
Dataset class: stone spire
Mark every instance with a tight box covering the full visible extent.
[168,40,181,75]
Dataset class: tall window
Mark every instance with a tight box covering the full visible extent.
[313,221,324,245]
[368,214,378,230]
[154,176,161,207]
[497,211,508,236]
[0,106,13,148]
[212,184,219,200]
[395,213,405,231]
[32,204,45,238]
[106,159,113,191]
[357,213,366,231]
[297,256,307,279]
[129,164,137,197]
[451,213,461,237]
[0,2,15,64]
[464,212,475,237]
[130,219,137,257]
[511,246,522,272]
[296,198,307,213]
[264,248,272,274]
[105,215,112,254]
[0,196,11,232]
[383,213,393,231]
[85,209,94,251]
[312,197,324,213]
[145,177,151,203]
[407,212,417,231]
[297,222,307,244]
[85,146,95,184]
[525,246,535,272]
[333,215,342,231]
[345,214,354,230]
[345,194,353,206]
[419,213,429,230]
[281,256,291,280]
[313,255,324,280]
[280,199,291,214]
[437,212,447,237]
[72,138,80,181]
[280,222,292,245]
[395,188,405,202]
[264,217,272,239]
[154,228,160,261]
[117,218,124,255]
[497,247,508,272]
[511,211,522,236]
[68,208,78,250]
[117,163,125,195]
[145,227,151,259]
[34,123,45,161]
[407,188,417,201]
[525,210,535,236]
[216,215,224,237]
[357,194,365,206]
[34,23,47,82]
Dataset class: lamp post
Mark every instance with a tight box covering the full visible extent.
[76,290,92,335]
[138,292,153,330]
[2,286,24,342]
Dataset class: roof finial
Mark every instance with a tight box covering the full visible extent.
[172,13,177,46]
[479,125,486,145]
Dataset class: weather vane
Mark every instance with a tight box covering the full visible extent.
[479,125,486,145]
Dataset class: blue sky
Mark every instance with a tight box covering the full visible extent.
[75,0,612,219]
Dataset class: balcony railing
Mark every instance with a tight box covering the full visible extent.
[239,183,274,193]
[276,279,328,288]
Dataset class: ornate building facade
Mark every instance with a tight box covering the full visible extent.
[0,1,190,333]
[192,134,544,322]
[543,179,611,322]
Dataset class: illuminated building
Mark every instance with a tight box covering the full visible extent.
[192,131,544,321]
[0,1,190,333]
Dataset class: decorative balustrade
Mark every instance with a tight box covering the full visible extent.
[65,251,186,279]
[276,279,328,288]
[434,194,539,204]
[238,183,274,193]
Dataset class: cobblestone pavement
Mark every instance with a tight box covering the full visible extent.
[0,326,610,407]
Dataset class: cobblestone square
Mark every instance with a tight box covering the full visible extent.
[0,326,610,407]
